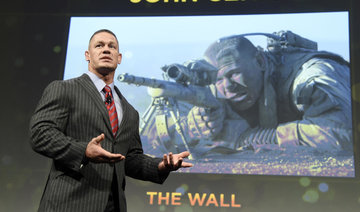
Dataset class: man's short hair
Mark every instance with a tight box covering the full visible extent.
[88,29,119,47]
[204,36,257,68]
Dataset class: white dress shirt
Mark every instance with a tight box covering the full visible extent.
[86,71,123,126]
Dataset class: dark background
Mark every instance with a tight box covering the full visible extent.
[1,0,360,211]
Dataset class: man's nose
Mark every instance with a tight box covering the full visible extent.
[102,46,111,54]
[102,49,110,54]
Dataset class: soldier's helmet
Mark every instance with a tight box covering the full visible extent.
[204,35,258,74]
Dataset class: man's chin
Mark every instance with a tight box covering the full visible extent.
[97,67,116,75]
[229,99,255,111]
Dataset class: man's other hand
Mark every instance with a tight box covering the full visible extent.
[158,151,193,173]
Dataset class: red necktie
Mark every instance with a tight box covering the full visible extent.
[103,85,118,136]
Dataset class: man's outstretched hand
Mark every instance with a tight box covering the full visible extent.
[158,151,193,173]
[85,133,125,163]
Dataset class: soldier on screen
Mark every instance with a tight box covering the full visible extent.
[185,31,353,155]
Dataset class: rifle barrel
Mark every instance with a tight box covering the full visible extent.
[117,73,220,109]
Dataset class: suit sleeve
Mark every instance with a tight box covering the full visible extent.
[124,111,169,184]
[29,80,88,172]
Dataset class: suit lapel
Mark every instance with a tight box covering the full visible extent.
[77,74,113,136]
[114,86,130,139]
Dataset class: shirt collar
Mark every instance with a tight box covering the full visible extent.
[86,71,115,93]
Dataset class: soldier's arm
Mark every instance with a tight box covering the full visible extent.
[275,58,352,152]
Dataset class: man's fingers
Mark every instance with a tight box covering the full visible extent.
[177,158,183,168]
[175,152,193,168]
[163,154,169,167]
[86,134,127,163]
[178,151,190,158]
[159,152,194,172]
[181,161,193,168]
[206,121,217,129]
[176,152,193,168]
[198,107,208,115]
[92,153,124,163]
[92,133,105,144]
[88,142,125,163]
[101,154,125,163]
[192,106,201,115]
[100,149,125,160]
[106,153,125,161]
[169,152,174,168]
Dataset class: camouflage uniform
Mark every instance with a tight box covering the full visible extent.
[223,49,353,152]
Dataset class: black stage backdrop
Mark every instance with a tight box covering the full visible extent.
[1,0,360,211]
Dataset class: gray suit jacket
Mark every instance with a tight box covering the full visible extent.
[30,74,167,212]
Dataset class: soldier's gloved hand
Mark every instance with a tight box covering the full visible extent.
[187,105,225,140]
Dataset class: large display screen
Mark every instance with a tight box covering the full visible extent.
[64,12,354,178]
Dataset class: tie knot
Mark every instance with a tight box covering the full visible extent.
[103,85,111,93]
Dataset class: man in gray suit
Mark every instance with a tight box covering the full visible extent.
[29,29,193,212]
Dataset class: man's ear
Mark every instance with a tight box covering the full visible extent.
[118,53,122,65]
[255,51,266,71]
[85,50,90,62]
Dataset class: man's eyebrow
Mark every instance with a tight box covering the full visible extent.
[102,40,117,45]
[93,40,104,44]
